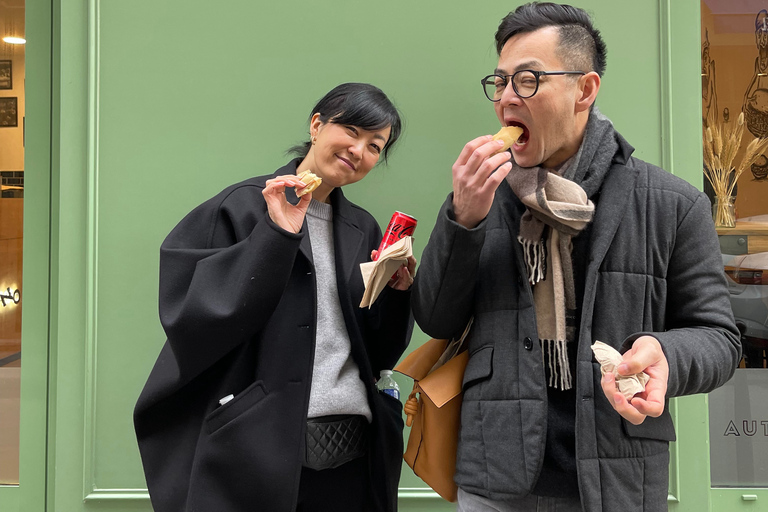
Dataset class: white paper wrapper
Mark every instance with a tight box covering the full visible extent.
[359,236,413,308]
[591,340,650,400]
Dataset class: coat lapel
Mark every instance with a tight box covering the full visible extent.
[578,161,639,366]
[584,163,638,289]
[330,188,364,285]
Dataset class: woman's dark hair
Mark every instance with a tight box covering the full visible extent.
[288,82,403,163]
[495,2,607,77]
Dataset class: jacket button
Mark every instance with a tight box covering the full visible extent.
[524,337,533,350]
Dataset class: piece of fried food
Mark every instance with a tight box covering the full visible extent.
[296,170,322,197]
[491,126,524,154]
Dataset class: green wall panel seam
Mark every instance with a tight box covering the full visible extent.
[659,0,674,174]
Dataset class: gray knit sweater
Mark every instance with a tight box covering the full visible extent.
[305,199,372,421]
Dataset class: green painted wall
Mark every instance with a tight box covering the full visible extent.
[13,0,746,511]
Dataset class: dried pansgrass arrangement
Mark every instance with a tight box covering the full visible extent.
[703,111,768,226]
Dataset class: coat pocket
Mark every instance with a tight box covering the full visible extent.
[463,346,494,391]
[622,409,676,442]
[204,380,268,434]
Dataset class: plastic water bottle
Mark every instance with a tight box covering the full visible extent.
[376,370,400,400]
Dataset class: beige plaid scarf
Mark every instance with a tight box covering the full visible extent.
[505,108,618,389]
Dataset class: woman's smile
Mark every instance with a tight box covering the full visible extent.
[337,155,356,171]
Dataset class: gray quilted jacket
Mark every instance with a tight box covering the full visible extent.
[412,136,741,512]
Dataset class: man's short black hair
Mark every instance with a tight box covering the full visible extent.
[495,2,607,77]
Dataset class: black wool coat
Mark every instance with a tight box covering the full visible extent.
[134,160,413,512]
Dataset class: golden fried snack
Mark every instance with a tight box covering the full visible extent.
[492,125,524,154]
[296,170,322,197]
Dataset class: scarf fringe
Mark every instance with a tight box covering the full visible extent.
[518,236,546,285]
[542,338,572,390]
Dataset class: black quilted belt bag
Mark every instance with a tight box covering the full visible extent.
[303,414,369,471]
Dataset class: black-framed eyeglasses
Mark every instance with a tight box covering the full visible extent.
[481,70,586,101]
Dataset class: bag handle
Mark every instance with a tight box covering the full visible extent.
[404,385,420,427]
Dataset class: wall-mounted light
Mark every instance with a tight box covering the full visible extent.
[2,37,25,44]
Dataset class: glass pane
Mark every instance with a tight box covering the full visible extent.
[703,0,768,488]
[0,0,24,487]
[709,371,768,487]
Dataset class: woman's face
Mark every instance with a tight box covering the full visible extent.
[306,114,391,189]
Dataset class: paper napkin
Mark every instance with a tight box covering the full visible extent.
[591,340,650,400]
[359,236,413,308]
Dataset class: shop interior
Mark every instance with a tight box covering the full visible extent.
[0,0,24,487]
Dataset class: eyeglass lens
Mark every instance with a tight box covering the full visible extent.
[484,71,538,101]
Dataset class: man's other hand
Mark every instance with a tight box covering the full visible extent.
[600,335,669,425]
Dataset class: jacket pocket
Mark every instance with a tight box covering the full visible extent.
[463,346,493,391]
[622,409,676,442]
[204,380,268,434]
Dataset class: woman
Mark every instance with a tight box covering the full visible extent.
[134,83,415,512]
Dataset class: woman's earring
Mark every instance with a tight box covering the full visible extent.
[311,136,317,145]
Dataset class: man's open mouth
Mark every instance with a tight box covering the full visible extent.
[507,121,529,146]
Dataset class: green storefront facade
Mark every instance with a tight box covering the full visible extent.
[1,0,762,510]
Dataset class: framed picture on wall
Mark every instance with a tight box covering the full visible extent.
[0,60,11,90]
[0,97,18,127]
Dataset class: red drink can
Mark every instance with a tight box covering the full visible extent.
[374,211,417,261]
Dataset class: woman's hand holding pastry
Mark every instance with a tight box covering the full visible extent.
[263,175,311,234]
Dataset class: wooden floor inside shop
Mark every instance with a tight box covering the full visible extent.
[0,339,20,367]
[0,338,20,485]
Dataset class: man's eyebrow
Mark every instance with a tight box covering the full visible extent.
[494,60,544,74]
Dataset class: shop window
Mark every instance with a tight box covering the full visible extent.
[0,0,24,487]
[703,0,768,488]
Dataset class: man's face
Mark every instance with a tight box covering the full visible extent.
[494,26,584,169]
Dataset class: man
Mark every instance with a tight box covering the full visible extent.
[412,3,741,511]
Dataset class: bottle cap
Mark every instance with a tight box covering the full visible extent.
[380,369,393,377]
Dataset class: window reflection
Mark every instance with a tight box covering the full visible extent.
[723,245,768,368]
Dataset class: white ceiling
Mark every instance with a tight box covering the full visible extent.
[703,0,767,15]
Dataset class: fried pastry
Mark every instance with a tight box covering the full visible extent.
[492,125,524,154]
[296,170,322,197]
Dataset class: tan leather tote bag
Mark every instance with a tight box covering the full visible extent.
[394,322,472,502]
